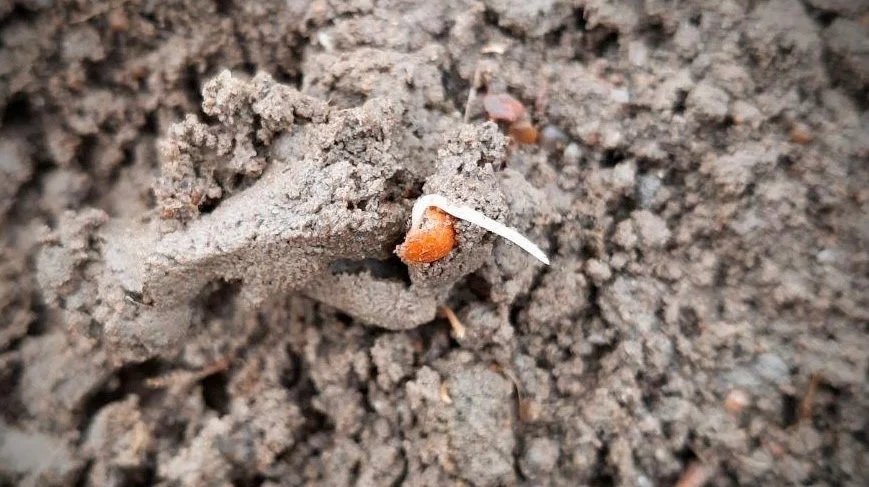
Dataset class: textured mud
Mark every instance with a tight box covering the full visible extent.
[1,0,868,486]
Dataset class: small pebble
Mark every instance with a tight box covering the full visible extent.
[765,440,786,458]
[637,475,655,487]
[610,252,629,270]
[628,41,649,66]
[673,22,701,58]
[107,9,130,32]
[633,210,671,249]
[724,389,751,414]
[483,93,526,123]
[613,219,638,250]
[754,353,789,384]
[611,88,630,104]
[637,174,662,209]
[520,438,559,479]
[540,125,568,151]
[687,82,730,121]
[585,258,612,284]
[790,124,813,144]
[563,143,582,165]
[612,160,637,192]
[816,248,839,264]
[731,100,762,127]
[601,129,623,149]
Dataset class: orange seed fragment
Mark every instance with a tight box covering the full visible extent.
[396,207,456,264]
[790,124,813,145]
[509,120,540,145]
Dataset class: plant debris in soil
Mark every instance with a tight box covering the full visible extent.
[1,0,869,486]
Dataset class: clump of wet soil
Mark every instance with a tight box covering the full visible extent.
[2,0,869,485]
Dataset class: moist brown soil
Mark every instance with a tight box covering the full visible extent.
[1,0,868,486]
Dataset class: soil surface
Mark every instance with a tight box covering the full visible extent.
[1,0,868,486]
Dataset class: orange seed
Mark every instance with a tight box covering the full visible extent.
[790,124,813,145]
[396,207,456,264]
[509,120,540,144]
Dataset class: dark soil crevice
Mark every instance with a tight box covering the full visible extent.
[76,358,165,435]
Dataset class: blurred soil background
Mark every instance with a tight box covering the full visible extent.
[1,0,868,485]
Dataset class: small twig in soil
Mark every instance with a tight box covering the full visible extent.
[491,363,538,422]
[124,291,152,307]
[480,43,508,55]
[146,355,233,390]
[462,64,486,124]
[674,461,714,487]
[438,305,466,339]
[798,372,823,422]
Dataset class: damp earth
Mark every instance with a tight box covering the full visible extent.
[1,0,868,486]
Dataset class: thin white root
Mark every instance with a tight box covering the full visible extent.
[439,383,453,404]
[462,63,484,124]
[438,305,467,339]
[412,194,550,265]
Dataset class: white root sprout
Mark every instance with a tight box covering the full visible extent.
[411,194,550,265]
